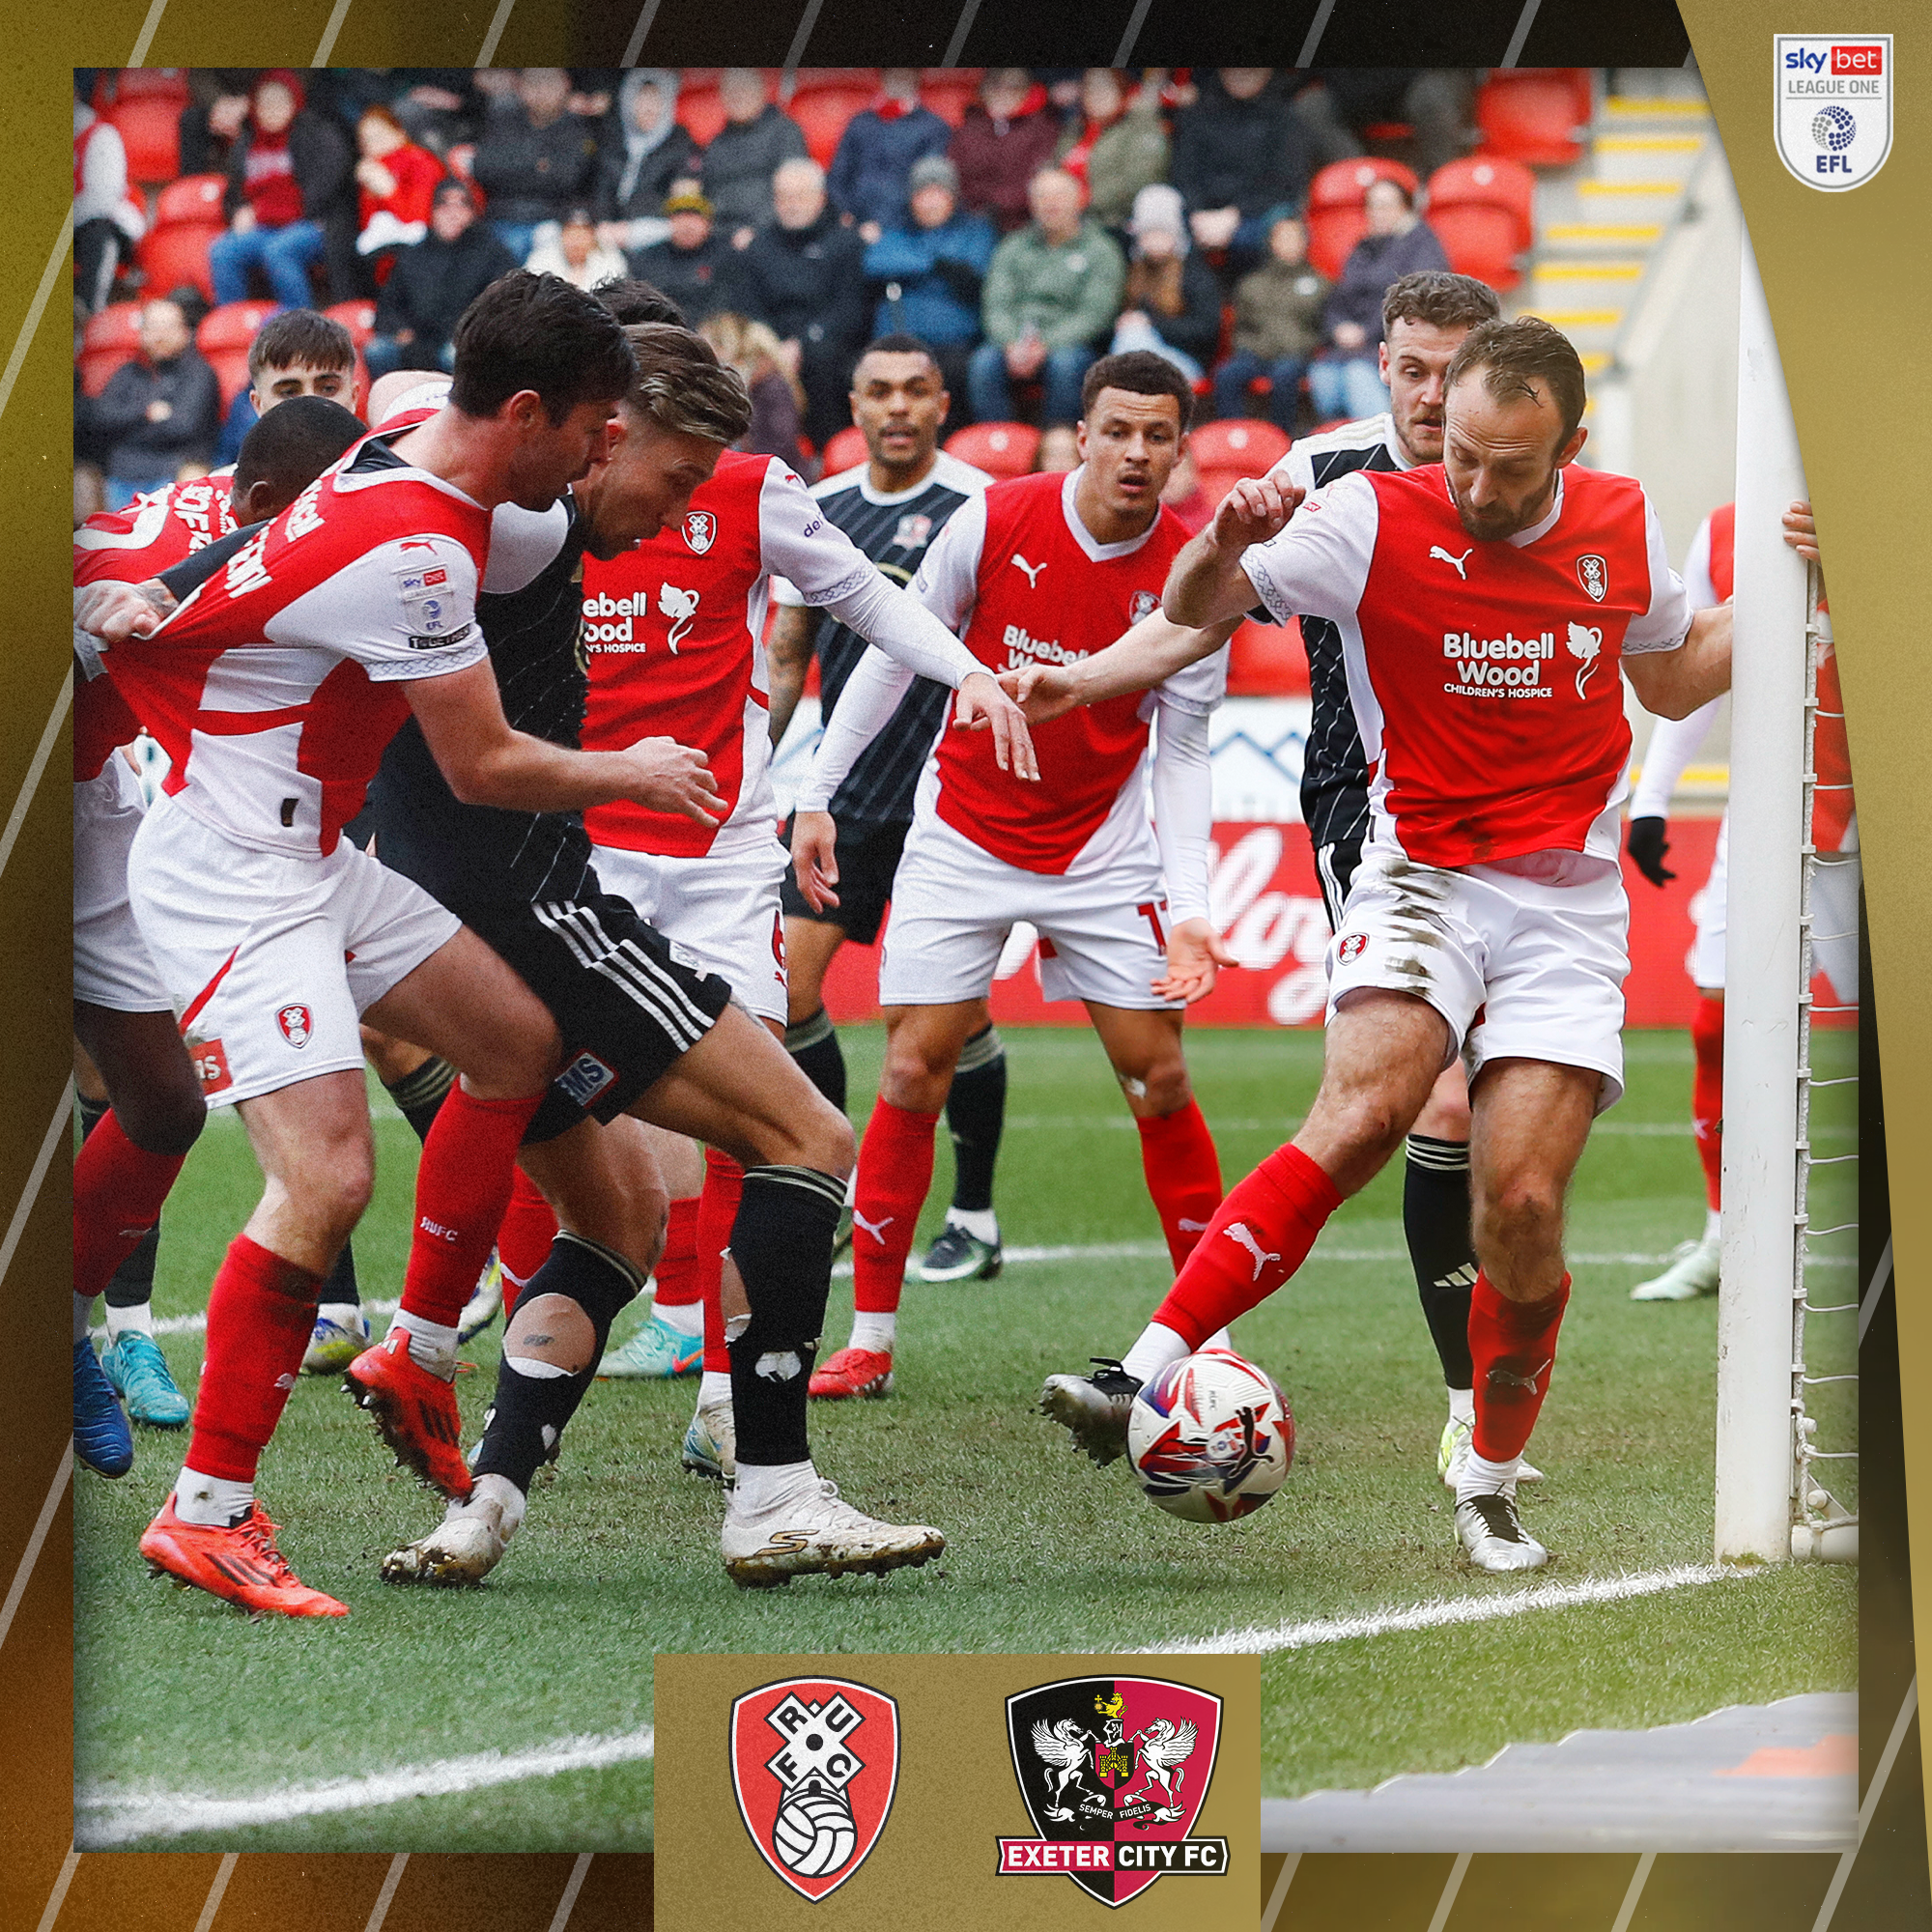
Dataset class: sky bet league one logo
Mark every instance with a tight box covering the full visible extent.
[1000,1676,1227,1907]
[1776,37,1891,191]
[729,1678,899,1902]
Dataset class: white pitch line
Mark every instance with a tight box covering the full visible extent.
[76,1726,656,1847]
[548,1854,595,1932]
[364,1855,410,1932]
[1133,1562,1759,1656]
[191,1853,238,1932]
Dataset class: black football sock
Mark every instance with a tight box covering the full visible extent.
[319,1237,360,1309]
[945,1025,1007,1216]
[469,1233,643,1494]
[727,1165,844,1468]
[1405,1135,1477,1388]
[783,1007,848,1115]
[384,1055,458,1144]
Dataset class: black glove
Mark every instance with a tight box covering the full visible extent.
[1627,815,1674,888]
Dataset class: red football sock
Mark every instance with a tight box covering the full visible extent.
[852,1097,939,1318]
[1691,992,1724,1211]
[399,1084,546,1328]
[72,1110,186,1302]
[1151,1143,1341,1348]
[185,1235,321,1482]
[1468,1270,1571,1463]
[652,1195,702,1309]
[495,1167,559,1321]
[697,1149,745,1375]
[1135,1099,1225,1271]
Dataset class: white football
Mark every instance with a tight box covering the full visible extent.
[1125,1348,1295,1523]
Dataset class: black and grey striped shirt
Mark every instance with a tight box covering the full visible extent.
[1272,412,1410,850]
[780,450,990,827]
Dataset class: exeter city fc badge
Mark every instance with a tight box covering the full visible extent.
[1000,1676,1226,1907]
[730,1678,898,1902]
[1577,553,1607,603]
[683,509,716,554]
[1776,36,1891,191]
[893,512,932,552]
[275,1004,312,1049]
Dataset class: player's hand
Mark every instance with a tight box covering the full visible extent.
[1626,815,1674,888]
[74,578,174,642]
[1210,474,1301,553]
[997,662,1083,724]
[790,810,839,912]
[954,669,1039,781]
[1151,918,1237,1005]
[1782,498,1820,562]
[617,737,726,825]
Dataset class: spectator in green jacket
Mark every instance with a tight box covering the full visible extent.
[1055,70,1170,235]
[967,167,1125,426]
[1213,213,1330,429]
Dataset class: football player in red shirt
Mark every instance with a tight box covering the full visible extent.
[1031,319,1733,1573]
[790,352,1241,1401]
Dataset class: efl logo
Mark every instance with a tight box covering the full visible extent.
[1776,36,1892,190]
[275,1004,312,1049]
[729,1678,899,1902]
[684,510,716,554]
[1001,1676,1226,1907]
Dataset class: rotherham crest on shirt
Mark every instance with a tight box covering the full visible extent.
[683,509,716,554]
[729,1677,899,1902]
[1000,1676,1226,1906]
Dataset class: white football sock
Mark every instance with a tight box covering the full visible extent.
[391,1311,458,1378]
[1448,1386,1475,1428]
[944,1206,999,1245]
[1122,1322,1192,1385]
[848,1313,896,1353]
[1203,1327,1234,1352]
[653,1297,704,1337]
[173,1466,254,1526]
[699,1370,733,1406]
[73,1293,97,1346]
[1456,1449,1520,1501]
[104,1300,155,1340]
[316,1301,367,1335]
[733,1459,814,1516]
[1703,1207,1722,1245]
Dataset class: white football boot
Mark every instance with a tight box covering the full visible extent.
[1454,1488,1549,1573]
[1438,1415,1543,1487]
[457,1255,504,1343]
[1038,1359,1142,1465]
[1630,1236,1720,1302]
[381,1475,526,1586]
[681,1395,737,1486]
[301,1303,370,1376]
[721,1475,944,1588]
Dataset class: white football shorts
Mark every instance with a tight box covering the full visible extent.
[590,834,791,1028]
[73,756,172,1012]
[1688,811,1727,991]
[1688,810,1859,1005]
[128,794,461,1107]
[1327,844,1630,1112]
[880,810,1179,1010]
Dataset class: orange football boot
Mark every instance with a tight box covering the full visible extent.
[344,1328,473,1499]
[139,1498,348,1617]
[807,1346,895,1400]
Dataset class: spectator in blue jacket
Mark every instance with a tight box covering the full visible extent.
[862,156,995,415]
[828,70,954,240]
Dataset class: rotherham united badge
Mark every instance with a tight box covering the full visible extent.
[1576,553,1607,603]
[275,1004,312,1049]
[730,1678,899,1901]
[684,510,717,554]
[1000,1676,1226,1906]
[1128,589,1160,623]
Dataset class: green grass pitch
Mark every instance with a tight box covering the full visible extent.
[72,1025,1857,1851]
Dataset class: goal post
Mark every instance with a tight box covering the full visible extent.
[1713,230,1810,1565]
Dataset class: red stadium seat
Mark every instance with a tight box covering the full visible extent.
[77,300,146,397]
[921,71,982,128]
[790,70,880,95]
[204,349,254,411]
[1305,157,1421,279]
[675,88,727,149]
[197,300,279,355]
[153,173,229,230]
[1226,617,1309,697]
[135,221,220,302]
[326,299,378,346]
[105,97,182,185]
[1427,156,1535,245]
[1187,418,1292,478]
[1475,70,1593,166]
[943,420,1039,478]
[793,89,873,169]
[1426,205,1523,292]
[818,425,868,474]
[103,68,189,103]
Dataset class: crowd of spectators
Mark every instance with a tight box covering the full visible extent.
[79,63,1515,489]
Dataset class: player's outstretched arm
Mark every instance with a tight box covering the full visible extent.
[74,578,175,642]
[1623,603,1732,721]
[789,810,839,912]
[407,662,726,823]
[1162,475,1302,629]
[1002,610,1242,721]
